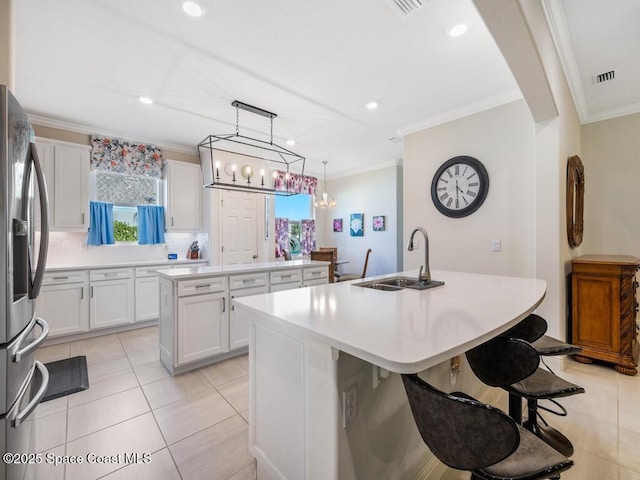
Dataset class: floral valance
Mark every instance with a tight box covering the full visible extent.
[90,136,165,179]
[274,171,317,195]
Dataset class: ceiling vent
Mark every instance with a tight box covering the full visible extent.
[593,70,615,84]
[385,0,424,18]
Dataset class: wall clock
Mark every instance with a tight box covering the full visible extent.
[431,156,489,218]
[566,155,584,248]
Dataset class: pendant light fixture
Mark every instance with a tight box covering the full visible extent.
[314,161,336,209]
[198,100,305,196]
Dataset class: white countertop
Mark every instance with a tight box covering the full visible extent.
[45,258,208,272]
[233,269,546,373]
[156,259,329,280]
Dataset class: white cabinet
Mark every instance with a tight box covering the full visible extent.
[229,273,268,349]
[134,265,166,322]
[36,271,89,337]
[177,291,228,365]
[165,160,202,232]
[35,139,89,232]
[89,268,135,329]
[269,269,302,292]
[303,265,329,287]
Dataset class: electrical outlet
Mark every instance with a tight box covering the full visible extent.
[491,239,501,252]
[342,385,357,428]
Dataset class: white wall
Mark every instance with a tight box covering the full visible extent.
[581,113,640,256]
[315,165,402,277]
[403,100,535,277]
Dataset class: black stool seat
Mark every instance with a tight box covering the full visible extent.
[507,368,585,399]
[532,336,583,356]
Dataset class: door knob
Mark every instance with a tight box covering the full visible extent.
[252,254,258,259]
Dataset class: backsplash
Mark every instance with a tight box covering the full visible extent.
[43,232,209,267]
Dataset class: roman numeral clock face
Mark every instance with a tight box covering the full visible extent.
[430,156,489,218]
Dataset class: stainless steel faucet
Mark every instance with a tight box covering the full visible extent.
[407,227,431,283]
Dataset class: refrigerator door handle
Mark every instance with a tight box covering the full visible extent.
[14,361,49,428]
[29,142,50,299]
[14,317,49,363]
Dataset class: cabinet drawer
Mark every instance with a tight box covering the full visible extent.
[270,269,302,285]
[135,265,167,278]
[229,272,268,291]
[303,267,328,280]
[90,268,134,281]
[178,276,227,297]
[43,270,88,285]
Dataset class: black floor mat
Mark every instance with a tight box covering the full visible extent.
[42,356,89,402]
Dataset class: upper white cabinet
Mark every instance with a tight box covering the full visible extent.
[35,139,90,232]
[165,160,202,232]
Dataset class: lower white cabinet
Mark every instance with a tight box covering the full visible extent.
[89,268,135,329]
[177,291,228,365]
[37,271,89,337]
[229,272,268,349]
[269,269,302,292]
[134,265,166,322]
[303,265,329,287]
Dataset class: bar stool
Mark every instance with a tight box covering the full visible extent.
[402,372,573,480]
[466,334,584,457]
[501,314,584,455]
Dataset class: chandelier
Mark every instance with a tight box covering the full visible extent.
[198,101,305,196]
[314,161,336,209]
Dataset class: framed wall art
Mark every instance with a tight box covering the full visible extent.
[333,218,343,232]
[373,216,385,231]
[350,213,364,237]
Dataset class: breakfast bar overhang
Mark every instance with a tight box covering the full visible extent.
[233,269,547,480]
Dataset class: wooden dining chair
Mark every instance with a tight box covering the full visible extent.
[310,250,335,283]
[336,248,372,282]
[319,247,338,278]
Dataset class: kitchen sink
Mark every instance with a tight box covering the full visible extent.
[354,276,445,291]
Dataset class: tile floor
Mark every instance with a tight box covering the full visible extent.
[33,326,640,480]
[32,326,254,480]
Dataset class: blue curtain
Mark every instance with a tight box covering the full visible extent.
[87,201,115,245]
[137,205,166,244]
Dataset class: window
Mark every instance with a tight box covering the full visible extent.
[275,194,313,255]
[92,171,161,242]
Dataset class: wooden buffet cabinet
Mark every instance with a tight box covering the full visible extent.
[571,255,640,375]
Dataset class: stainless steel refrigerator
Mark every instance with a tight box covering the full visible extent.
[1,85,51,480]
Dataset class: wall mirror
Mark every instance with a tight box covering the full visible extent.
[566,155,585,248]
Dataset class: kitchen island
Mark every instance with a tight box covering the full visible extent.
[233,269,546,480]
[156,260,330,375]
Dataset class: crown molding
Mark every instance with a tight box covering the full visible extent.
[581,102,640,125]
[396,89,523,137]
[27,114,197,155]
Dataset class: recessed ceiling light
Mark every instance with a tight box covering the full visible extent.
[139,96,153,105]
[365,101,379,111]
[448,22,469,38]
[182,1,204,17]
[286,139,296,146]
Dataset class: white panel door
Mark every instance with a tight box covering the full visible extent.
[221,190,258,265]
[90,279,135,329]
[135,276,160,322]
[177,292,228,365]
[230,285,268,349]
[36,283,89,336]
[53,143,89,230]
